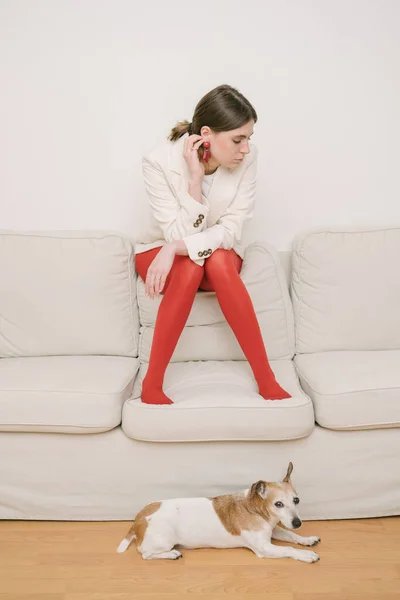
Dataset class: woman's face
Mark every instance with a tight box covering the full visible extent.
[201,120,255,169]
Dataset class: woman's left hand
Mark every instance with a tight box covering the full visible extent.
[145,243,176,299]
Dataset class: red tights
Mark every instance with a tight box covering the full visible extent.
[135,247,291,405]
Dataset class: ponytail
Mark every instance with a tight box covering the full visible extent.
[168,119,192,142]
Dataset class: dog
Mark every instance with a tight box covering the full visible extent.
[117,462,320,562]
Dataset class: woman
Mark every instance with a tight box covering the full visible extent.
[135,84,291,405]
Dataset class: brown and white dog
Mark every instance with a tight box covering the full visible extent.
[117,462,320,563]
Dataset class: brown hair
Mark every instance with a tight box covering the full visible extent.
[168,84,258,142]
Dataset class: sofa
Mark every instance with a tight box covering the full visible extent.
[0,227,399,521]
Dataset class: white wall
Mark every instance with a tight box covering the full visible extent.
[1,0,399,250]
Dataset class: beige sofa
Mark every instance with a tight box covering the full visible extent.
[0,227,399,521]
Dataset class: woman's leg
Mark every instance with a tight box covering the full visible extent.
[135,248,204,404]
[203,249,291,400]
[198,249,243,292]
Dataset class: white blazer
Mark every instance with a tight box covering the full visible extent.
[135,132,258,266]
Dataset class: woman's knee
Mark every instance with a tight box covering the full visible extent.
[204,249,241,279]
[163,256,204,293]
[173,255,204,277]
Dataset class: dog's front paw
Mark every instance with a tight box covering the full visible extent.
[298,550,320,563]
[303,536,321,547]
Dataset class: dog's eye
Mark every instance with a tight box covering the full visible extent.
[293,497,300,504]
[274,501,284,508]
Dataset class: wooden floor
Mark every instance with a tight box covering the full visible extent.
[0,517,399,599]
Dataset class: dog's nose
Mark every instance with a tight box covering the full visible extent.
[292,518,302,529]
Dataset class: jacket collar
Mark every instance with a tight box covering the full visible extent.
[167,133,188,175]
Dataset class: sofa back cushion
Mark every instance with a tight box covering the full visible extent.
[291,227,400,353]
[137,242,295,362]
[0,232,139,357]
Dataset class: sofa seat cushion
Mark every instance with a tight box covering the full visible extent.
[0,356,139,433]
[294,351,400,430]
[122,360,314,442]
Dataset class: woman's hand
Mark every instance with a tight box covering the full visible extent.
[145,243,176,299]
[183,134,206,181]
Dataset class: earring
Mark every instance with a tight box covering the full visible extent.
[202,141,211,163]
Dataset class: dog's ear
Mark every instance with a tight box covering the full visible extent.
[251,480,269,499]
[283,462,293,483]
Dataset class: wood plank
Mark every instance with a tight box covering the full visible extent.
[0,518,398,599]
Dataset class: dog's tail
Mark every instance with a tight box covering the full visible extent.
[116,521,136,553]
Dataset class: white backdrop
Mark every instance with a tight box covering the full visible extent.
[1,0,399,249]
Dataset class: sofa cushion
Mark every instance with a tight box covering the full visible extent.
[294,351,400,430]
[291,227,400,353]
[137,242,295,362]
[0,356,139,433]
[0,231,139,357]
[122,360,314,442]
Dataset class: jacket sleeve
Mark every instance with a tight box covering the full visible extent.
[182,147,258,263]
[142,156,209,242]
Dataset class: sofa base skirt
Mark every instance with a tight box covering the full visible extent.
[0,425,399,521]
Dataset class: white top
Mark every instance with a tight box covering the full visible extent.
[201,171,217,198]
